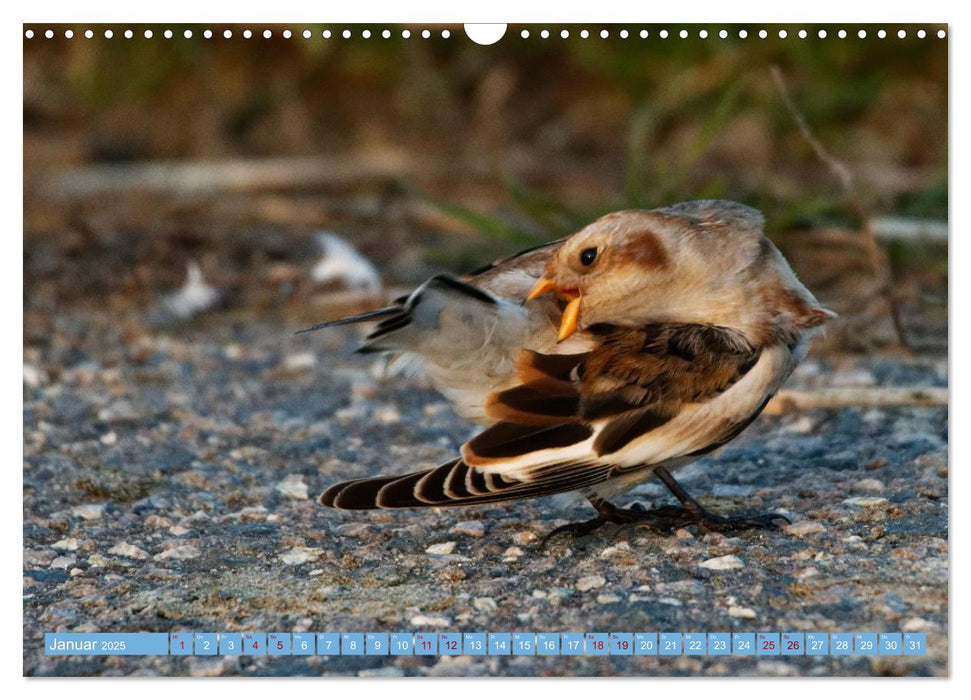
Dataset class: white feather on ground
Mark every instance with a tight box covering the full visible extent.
[312,232,382,292]
[163,261,221,320]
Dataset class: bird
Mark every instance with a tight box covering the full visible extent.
[303,200,835,539]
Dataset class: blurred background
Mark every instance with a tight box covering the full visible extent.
[24,24,948,366]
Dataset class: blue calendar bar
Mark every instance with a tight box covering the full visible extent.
[45,633,169,656]
[41,631,929,657]
[366,632,389,656]
[170,632,192,656]
[781,632,805,656]
[757,632,780,656]
[659,632,681,656]
[292,633,315,655]
[585,633,609,656]
[537,633,560,655]
[708,633,731,656]
[634,632,657,655]
[316,633,339,655]
[513,632,535,655]
[243,632,266,655]
[561,633,584,655]
[684,633,706,656]
[268,633,291,655]
[462,632,485,655]
[415,632,438,655]
[610,633,633,655]
[390,632,413,655]
[194,633,217,656]
[439,632,462,656]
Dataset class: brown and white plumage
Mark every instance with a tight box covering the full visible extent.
[312,201,835,526]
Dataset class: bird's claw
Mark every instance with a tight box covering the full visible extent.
[541,505,790,547]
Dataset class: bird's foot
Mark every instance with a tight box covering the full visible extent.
[541,500,789,546]
[541,502,697,545]
[688,509,790,534]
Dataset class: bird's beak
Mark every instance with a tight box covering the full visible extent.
[526,276,555,301]
[526,277,581,342]
[557,294,581,342]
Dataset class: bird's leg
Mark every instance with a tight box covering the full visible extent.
[541,496,699,545]
[653,467,789,533]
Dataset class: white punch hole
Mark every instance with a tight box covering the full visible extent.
[464,24,507,46]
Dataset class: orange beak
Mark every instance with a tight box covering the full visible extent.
[526,276,582,342]
[526,276,555,302]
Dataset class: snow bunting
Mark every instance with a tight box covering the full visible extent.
[307,200,835,537]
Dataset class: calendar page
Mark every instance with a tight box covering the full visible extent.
[23,16,948,679]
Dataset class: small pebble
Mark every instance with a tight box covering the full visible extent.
[23,363,46,387]
[50,555,76,569]
[601,541,631,558]
[145,515,173,528]
[699,555,744,571]
[903,617,936,633]
[279,547,321,565]
[503,546,524,558]
[426,542,457,555]
[283,352,316,371]
[843,496,889,507]
[374,405,401,425]
[410,614,451,627]
[275,475,309,500]
[450,520,486,538]
[728,605,757,619]
[52,537,81,552]
[576,575,606,591]
[108,542,149,560]
[100,431,118,446]
[783,520,826,537]
[335,523,372,537]
[155,545,202,561]
[72,504,105,521]
[512,531,538,545]
[597,593,621,604]
[473,597,498,612]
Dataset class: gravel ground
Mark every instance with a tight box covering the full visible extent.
[23,311,948,677]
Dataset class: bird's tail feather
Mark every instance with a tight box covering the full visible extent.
[320,457,610,510]
[295,306,403,335]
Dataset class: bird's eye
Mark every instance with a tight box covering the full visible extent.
[579,247,598,266]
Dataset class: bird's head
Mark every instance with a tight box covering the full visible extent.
[526,201,836,344]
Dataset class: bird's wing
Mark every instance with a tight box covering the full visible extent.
[464,324,782,475]
[320,324,790,510]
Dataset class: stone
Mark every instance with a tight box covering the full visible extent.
[450,520,486,538]
[576,575,606,591]
[275,474,309,500]
[154,545,202,561]
[843,496,889,507]
[72,504,105,520]
[279,547,321,565]
[783,520,826,536]
[700,555,744,571]
[728,605,757,619]
[108,542,149,560]
[426,542,457,555]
